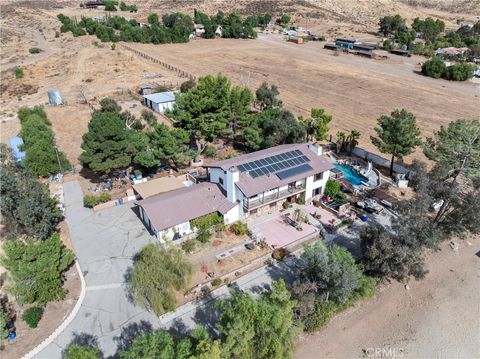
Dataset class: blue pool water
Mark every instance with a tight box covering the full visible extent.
[333,163,368,186]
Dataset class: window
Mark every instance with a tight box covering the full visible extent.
[250,209,258,215]
[270,202,277,208]
[314,172,323,181]
[219,177,223,185]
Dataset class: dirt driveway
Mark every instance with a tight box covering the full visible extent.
[294,239,480,359]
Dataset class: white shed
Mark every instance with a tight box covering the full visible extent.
[143,91,177,113]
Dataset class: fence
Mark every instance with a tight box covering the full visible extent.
[120,43,196,81]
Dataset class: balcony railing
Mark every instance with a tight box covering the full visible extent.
[244,184,306,210]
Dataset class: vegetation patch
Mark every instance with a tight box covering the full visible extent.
[83,193,112,208]
[22,306,44,328]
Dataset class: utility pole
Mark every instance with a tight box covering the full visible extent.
[54,145,64,181]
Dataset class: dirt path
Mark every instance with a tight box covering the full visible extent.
[294,239,480,359]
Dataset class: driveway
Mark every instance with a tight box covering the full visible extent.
[38,181,300,358]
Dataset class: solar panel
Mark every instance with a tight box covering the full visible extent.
[252,160,263,168]
[276,164,313,180]
[293,149,302,156]
[271,163,281,171]
[250,170,260,178]
[265,165,275,173]
[265,157,274,164]
[259,159,269,166]
[286,159,295,167]
[277,162,287,170]
[300,155,310,162]
[237,164,246,172]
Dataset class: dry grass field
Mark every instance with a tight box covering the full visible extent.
[130,34,479,155]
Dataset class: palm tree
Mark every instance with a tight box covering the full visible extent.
[347,129,361,154]
[336,131,347,153]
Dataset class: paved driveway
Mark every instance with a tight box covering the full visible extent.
[38,181,300,358]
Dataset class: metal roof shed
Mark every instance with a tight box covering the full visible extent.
[8,136,26,162]
[143,91,177,114]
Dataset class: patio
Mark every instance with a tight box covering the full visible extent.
[250,213,318,249]
[301,204,343,227]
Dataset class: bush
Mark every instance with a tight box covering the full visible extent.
[351,276,377,301]
[83,193,111,208]
[181,239,196,253]
[22,306,44,328]
[229,221,250,236]
[272,248,288,260]
[303,301,338,333]
[141,110,156,125]
[15,67,24,79]
[29,47,42,54]
[444,62,475,81]
[296,195,305,205]
[325,179,341,197]
[421,56,446,79]
[282,201,289,210]
[211,278,222,287]
[382,39,394,50]
[180,79,196,92]
[204,145,217,158]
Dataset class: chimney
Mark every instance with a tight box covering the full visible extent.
[308,143,323,156]
[226,166,239,203]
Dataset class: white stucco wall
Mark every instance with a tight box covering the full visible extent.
[158,221,192,241]
[208,168,226,190]
[223,203,242,224]
[305,170,330,200]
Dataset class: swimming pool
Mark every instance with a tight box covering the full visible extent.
[333,163,368,186]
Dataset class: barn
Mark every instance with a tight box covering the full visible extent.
[143,91,177,114]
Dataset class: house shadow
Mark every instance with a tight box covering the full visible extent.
[130,205,156,237]
[192,293,222,336]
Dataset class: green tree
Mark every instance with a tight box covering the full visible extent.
[396,29,416,48]
[444,62,475,81]
[421,56,446,79]
[79,110,134,174]
[360,224,427,281]
[1,233,75,305]
[412,17,445,44]
[255,82,282,110]
[127,243,192,315]
[254,108,306,148]
[423,119,480,225]
[0,144,63,239]
[64,344,103,359]
[217,279,296,359]
[280,15,291,26]
[379,14,406,36]
[371,109,422,176]
[146,123,191,170]
[346,129,361,154]
[0,305,9,347]
[300,108,332,142]
[298,241,362,303]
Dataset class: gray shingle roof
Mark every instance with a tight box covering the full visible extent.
[205,143,333,198]
[136,182,236,232]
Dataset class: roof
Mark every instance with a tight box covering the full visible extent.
[143,91,176,104]
[435,47,469,55]
[136,182,237,231]
[133,177,186,199]
[8,136,26,161]
[205,143,333,198]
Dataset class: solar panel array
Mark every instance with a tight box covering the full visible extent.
[236,149,312,179]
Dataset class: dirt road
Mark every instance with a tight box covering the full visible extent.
[294,239,480,359]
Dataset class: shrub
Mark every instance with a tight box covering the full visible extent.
[111,43,116,50]
[229,221,250,236]
[180,79,196,92]
[211,278,222,287]
[141,110,156,125]
[444,62,475,81]
[83,193,111,208]
[303,301,338,332]
[421,56,446,79]
[204,145,217,158]
[325,179,341,197]
[351,276,377,300]
[296,195,305,205]
[196,228,211,243]
[29,47,42,54]
[272,248,288,260]
[22,306,44,328]
[15,67,24,79]
[333,191,348,205]
[382,39,394,50]
[282,201,289,210]
[181,239,196,253]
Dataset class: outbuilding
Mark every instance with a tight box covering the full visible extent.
[143,91,176,114]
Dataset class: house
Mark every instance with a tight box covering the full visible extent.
[143,91,176,114]
[390,48,411,57]
[435,47,469,57]
[8,136,26,162]
[81,1,105,9]
[136,143,332,240]
[335,38,356,49]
